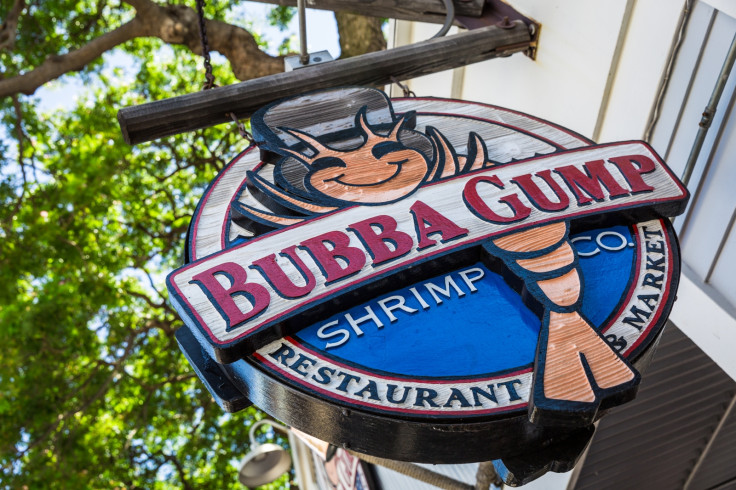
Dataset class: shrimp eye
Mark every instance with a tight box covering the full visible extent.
[372,141,405,159]
[311,156,346,171]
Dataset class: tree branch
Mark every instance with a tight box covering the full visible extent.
[0,0,283,98]
[128,289,166,310]
[204,18,283,80]
[129,0,283,80]
[0,18,146,97]
[0,0,25,51]
[6,95,28,221]
[0,0,386,101]
[334,12,386,59]
[141,266,168,304]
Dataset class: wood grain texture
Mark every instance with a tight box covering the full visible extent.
[527,325,640,427]
[175,220,678,461]
[169,141,689,363]
[224,339,594,463]
[251,87,398,153]
[600,219,679,358]
[488,216,641,426]
[217,326,657,463]
[189,97,592,261]
[117,23,530,145]
[516,242,575,273]
[493,222,567,254]
[275,109,431,205]
[174,94,684,462]
[536,269,581,307]
[544,311,634,401]
[254,331,532,417]
[247,0,484,24]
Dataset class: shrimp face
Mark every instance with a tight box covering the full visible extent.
[280,109,430,205]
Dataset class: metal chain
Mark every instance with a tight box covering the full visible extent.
[228,112,254,143]
[196,0,254,144]
[196,0,216,90]
[390,77,416,98]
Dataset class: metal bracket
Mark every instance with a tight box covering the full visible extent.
[285,50,335,71]
[457,0,540,60]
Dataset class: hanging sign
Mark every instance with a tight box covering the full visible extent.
[291,428,376,490]
[170,88,688,484]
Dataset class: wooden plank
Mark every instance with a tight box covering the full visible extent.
[247,0,485,24]
[117,22,530,145]
[168,141,689,364]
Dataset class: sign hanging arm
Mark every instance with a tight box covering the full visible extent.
[117,0,538,145]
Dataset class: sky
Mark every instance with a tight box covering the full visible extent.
[20,1,345,292]
[35,2,341,113]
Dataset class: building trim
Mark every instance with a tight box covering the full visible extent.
[670,265,736,382]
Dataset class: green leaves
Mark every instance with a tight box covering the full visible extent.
[0,0,379,485]
[267,5,296,31]
[0,33,275,490]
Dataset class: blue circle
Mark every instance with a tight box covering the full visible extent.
[295,225,635,377]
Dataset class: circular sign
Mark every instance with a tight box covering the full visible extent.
[178,93,682,463]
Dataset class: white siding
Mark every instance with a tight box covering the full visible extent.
[461,0,630,138]
[646,4,736,326]
[392,1,641,139]
[597,0,686,141]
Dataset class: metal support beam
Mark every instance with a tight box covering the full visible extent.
[117,22,531,145]
[297,0,309,65]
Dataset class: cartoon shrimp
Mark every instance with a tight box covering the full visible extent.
[235,105,639,425]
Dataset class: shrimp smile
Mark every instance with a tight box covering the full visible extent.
[325,159,408,187]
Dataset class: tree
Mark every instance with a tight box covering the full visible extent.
[0,1,385,487]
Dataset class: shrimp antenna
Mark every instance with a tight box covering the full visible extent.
[277,146,312,163]
[355,106,379,139]
[388,113,410,139]
[279,127,330,156]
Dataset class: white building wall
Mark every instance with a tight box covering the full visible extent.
[392,1,649,140]
[391,1,688,142]
[462,0,630,139]
[597,0,685,142]
[388,1,736,487]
